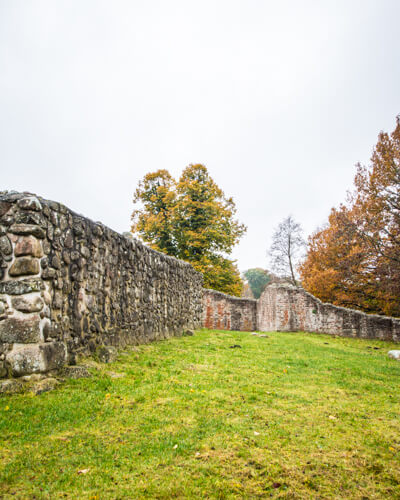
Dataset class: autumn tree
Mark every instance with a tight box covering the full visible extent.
[131,164,246,296]
[131,170,177,256]
[268,216,305,286]
[300,115,400,316]
[241,281,255,299]
[243,268,271,298]
[299,206,373,309]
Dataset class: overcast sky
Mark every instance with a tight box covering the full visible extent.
[1,0,400,273]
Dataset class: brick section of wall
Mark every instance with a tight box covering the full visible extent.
[258,283,400,341]
[202,289,257,332]
[0,192,203,377]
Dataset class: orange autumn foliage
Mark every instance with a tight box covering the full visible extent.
[300,116,400,317]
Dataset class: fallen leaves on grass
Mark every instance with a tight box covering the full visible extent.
[77,468,90,475]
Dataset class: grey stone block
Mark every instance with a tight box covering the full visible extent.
[0,278,42,295]
[0,315,42,343]
[17,196,42,212]
[9,224,46,239]
[6,342,67,376]
[96,345,117,363]
[12,295,44,313]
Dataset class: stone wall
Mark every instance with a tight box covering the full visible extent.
[203,289,257,331]
[257,283,400,341]
[3,191,400,380]
[0,192,203,378]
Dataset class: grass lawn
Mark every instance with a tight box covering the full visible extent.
[1,329,400,499]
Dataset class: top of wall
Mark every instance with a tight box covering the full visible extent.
[261,282,400,323]
[203,288,257,304]
[0,190,202,277]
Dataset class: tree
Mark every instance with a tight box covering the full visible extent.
[300,116,400,316]
[241,281,255,299]
[268,216,305,286]
[299,206,372,310]
[196,253,243,297]
[243,268,271,298]
[131,164,246,296]
[131,170,178,256]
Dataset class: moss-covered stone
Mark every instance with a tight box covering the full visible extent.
[0,315,42,343]
[0,278,42,295]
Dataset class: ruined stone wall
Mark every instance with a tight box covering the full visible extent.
[203,289,257,331]
[258,283,400,341]
[0,192,203,378]
[3,191,400,380]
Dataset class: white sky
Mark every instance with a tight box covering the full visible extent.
[1,0,400,272]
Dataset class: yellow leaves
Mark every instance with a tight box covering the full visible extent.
[131,164,246,296]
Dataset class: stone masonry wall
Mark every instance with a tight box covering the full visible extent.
[0,192,203,378]
[203,289,257,331]
[2,191,400,380]
[257,283,400,341]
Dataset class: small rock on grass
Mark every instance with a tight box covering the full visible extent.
[21,374,46,382]
[183,329,194,336]
[0,376,60,395]
[96,345,118,363]
[30,378,59,395]
[0,379,23,394]
[259,334,269,338]
[107,371,125,379]
[388,350,400,360]
[61,365,91,379]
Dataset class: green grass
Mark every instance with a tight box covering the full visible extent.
[1,329,400,499]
